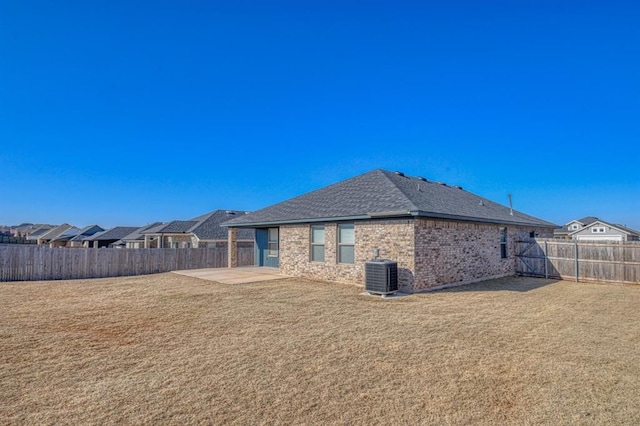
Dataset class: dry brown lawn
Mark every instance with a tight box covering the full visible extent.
[2,273,640,425]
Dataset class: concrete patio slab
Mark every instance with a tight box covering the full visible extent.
[172,266,290,284]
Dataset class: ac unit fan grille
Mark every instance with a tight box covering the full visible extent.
[365,260,398,294]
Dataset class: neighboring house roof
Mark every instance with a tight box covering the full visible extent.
[26,225,56,240]
[122,223,165,241]
[85,227,140,241]
[189,210,254,241]
[37,224,74,241]
[68,225,106,242]
[142,223,167,234]
[111,222,165,246]
[51,226,82,242]
[141,210,254,241]
[554,216,599,235]
[223,169,557,228]
[153,221,199,234]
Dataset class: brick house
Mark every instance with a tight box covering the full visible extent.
[83,226,140,248]
[141,210,254,249]
[223,169,557,292]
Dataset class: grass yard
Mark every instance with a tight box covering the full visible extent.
[2,273,640,425]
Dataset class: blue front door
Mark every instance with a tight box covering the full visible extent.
[255,228,279,267]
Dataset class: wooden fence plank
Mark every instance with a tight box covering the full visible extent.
[517,239,640,285]
[0,246,255,282]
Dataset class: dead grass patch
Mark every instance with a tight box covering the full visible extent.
[2,274,640,424]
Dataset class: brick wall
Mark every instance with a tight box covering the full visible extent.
[414,219,554,290]
[279,219,415,290]
[278,218,554,292]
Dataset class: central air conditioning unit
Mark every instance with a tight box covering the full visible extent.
[365,259,398,297]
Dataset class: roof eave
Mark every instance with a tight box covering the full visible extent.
[410,211,558,228]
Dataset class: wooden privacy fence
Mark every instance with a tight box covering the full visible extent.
[0,246,254,282]
[516,239,640,285]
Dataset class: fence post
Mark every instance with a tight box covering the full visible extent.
[574,241,579,282]
[544,240,548,279]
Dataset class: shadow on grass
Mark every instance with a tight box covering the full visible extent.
[434,276,563,293]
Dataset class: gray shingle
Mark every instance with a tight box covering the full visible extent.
[121,222,165,241]
[223,169,557,228]
[37,224,74,241]
[189,210,254,240]
[85,227,140,241]
[68,225,105,242]
[156,221,199,233]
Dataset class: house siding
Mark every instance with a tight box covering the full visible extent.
[571,223,630,241]
[277,218,554,292]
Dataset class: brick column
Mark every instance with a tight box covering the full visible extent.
[228,227,238,268]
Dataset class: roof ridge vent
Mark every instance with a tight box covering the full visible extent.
[417,176,428,182]
[393,171,405,177]
[454,185,463,190]
[437,181,446,186]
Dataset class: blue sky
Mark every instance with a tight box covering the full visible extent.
[1,1,639,230]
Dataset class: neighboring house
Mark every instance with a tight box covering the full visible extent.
[572,221,640,242]
[25,225,55,242]
[66,225,105,247]
[222,169,557,292]
[112,222,165,248]
[557,217,640,242]
[49,226,81,248]
[83,227,140,248]
[553,216,599,239]
[142,220,198,248]
[36,224,75,246]
[142,210,254,248]
[11,223,39,237]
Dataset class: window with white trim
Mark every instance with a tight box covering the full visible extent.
[592,227,606,233]
[268,228,279,257]
[338,224,355,264]
[310,225,325,262]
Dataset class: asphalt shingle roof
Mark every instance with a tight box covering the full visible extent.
[85,227,140,241]
[121,222,165,241]
[155,221,199,233]
[189,210,254,240]
[37,224,74,241]
[68,225,105,242]
[223,169,557,228]
[27,226,55,239]
[52,226,81,241]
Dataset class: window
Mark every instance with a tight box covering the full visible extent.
[592,227,606,233]
[570,224,579,230]
[338,224,355,264]
[310,225,325,262]
[268,228,279,257]
[500,227,507,259]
